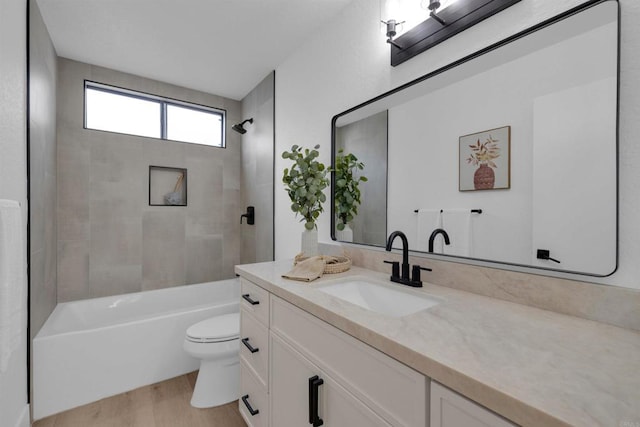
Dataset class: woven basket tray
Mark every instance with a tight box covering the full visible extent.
[294,254,352,274]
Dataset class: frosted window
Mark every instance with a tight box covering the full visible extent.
[84,82,226,147]
[86,87,161,138]
[166,104,223,147]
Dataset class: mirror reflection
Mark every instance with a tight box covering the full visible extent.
[334,111,388,246]
[332,0,618,276]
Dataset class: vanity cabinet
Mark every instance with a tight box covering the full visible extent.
[430,381,517,427]
[238,275,427,427]
[239,278,270,426]
[238,274,517,427]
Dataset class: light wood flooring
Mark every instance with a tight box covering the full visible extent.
[32,371,247,427]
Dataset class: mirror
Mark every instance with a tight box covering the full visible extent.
[331,0,618,277]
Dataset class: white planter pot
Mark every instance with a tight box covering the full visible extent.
[336,223,353,243]
[301,229,318,257]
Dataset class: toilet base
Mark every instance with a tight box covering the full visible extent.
[190,356,239,408]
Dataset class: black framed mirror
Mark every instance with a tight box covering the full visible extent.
[331,0,619,277]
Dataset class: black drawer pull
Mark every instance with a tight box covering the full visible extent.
[241,394,259,416]
[241,337,259,353]
[242,294,260,305]
[308,375,324,426]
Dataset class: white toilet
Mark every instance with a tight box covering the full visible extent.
[183,312,240,408]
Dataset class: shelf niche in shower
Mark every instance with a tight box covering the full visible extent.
[149,166,188,206]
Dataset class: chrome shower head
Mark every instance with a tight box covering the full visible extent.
[232,118,253,134]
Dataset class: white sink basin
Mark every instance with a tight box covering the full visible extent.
[317,278,442,317]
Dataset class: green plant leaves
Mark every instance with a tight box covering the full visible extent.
[334,148,367,227]
[281,144,329,229]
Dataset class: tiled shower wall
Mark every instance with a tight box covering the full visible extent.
[29,0,57,335]
[56,58,243,301]
[240,72,275,264]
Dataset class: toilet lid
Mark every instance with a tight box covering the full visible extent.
[186,312,239,343]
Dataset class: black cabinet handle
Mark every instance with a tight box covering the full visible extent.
[241,337,259,353]
[242,294,260,305]
[308,375,324,426]
[241,394,259,416]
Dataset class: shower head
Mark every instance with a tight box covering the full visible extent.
[232,118,254,135]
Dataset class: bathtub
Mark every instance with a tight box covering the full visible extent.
[33,278,240,420]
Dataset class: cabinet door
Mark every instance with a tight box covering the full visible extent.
[271,333,391,427]
[431,382,517,427]
[271,295,427,426]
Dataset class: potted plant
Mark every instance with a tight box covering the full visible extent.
[466,135,500,189]
[282,144,329,256]
[334,149,367,241]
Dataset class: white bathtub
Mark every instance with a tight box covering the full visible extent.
[33,279,240,420]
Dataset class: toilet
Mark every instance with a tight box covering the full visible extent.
[183,312,240,408]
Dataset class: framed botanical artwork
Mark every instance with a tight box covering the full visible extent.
[459,125,511,191]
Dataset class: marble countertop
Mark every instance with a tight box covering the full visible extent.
[235,260,640,427]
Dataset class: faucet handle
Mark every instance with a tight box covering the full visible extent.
[411,265,432,283]
[383,260,400,278]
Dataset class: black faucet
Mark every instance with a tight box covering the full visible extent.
[385,231,431,287]
[428,228,450,253]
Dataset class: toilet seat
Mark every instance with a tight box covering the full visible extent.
[186,313,239,343]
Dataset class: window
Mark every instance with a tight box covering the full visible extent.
[84,81,226,147]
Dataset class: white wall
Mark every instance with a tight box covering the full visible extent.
[532,77,616,273]
[275,0,640,289]
[0,0,30,425]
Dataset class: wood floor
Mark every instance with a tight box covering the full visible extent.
[33,372,247,427]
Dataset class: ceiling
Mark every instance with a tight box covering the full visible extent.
[36,0,353,100]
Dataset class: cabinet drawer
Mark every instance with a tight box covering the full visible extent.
[271,295,427,427]
[240,278,269,325]
[239,360,268,427]
[240,308,269,387]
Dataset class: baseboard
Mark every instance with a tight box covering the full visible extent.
[16,404,29,427]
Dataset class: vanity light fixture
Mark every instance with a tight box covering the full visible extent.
[426,0,446,26]
[381,19,405,48]
[389,0,522,66]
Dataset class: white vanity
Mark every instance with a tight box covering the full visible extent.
[240,275,428,426]
[233,260,640,426]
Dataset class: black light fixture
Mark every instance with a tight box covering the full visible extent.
[381,19,406,48]
[232,118,253,135]
[426,0,446,26]
[388,0,522,66]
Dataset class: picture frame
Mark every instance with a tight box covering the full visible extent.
[459,126,511,191]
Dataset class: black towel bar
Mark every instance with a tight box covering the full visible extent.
[413,208,482,214]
